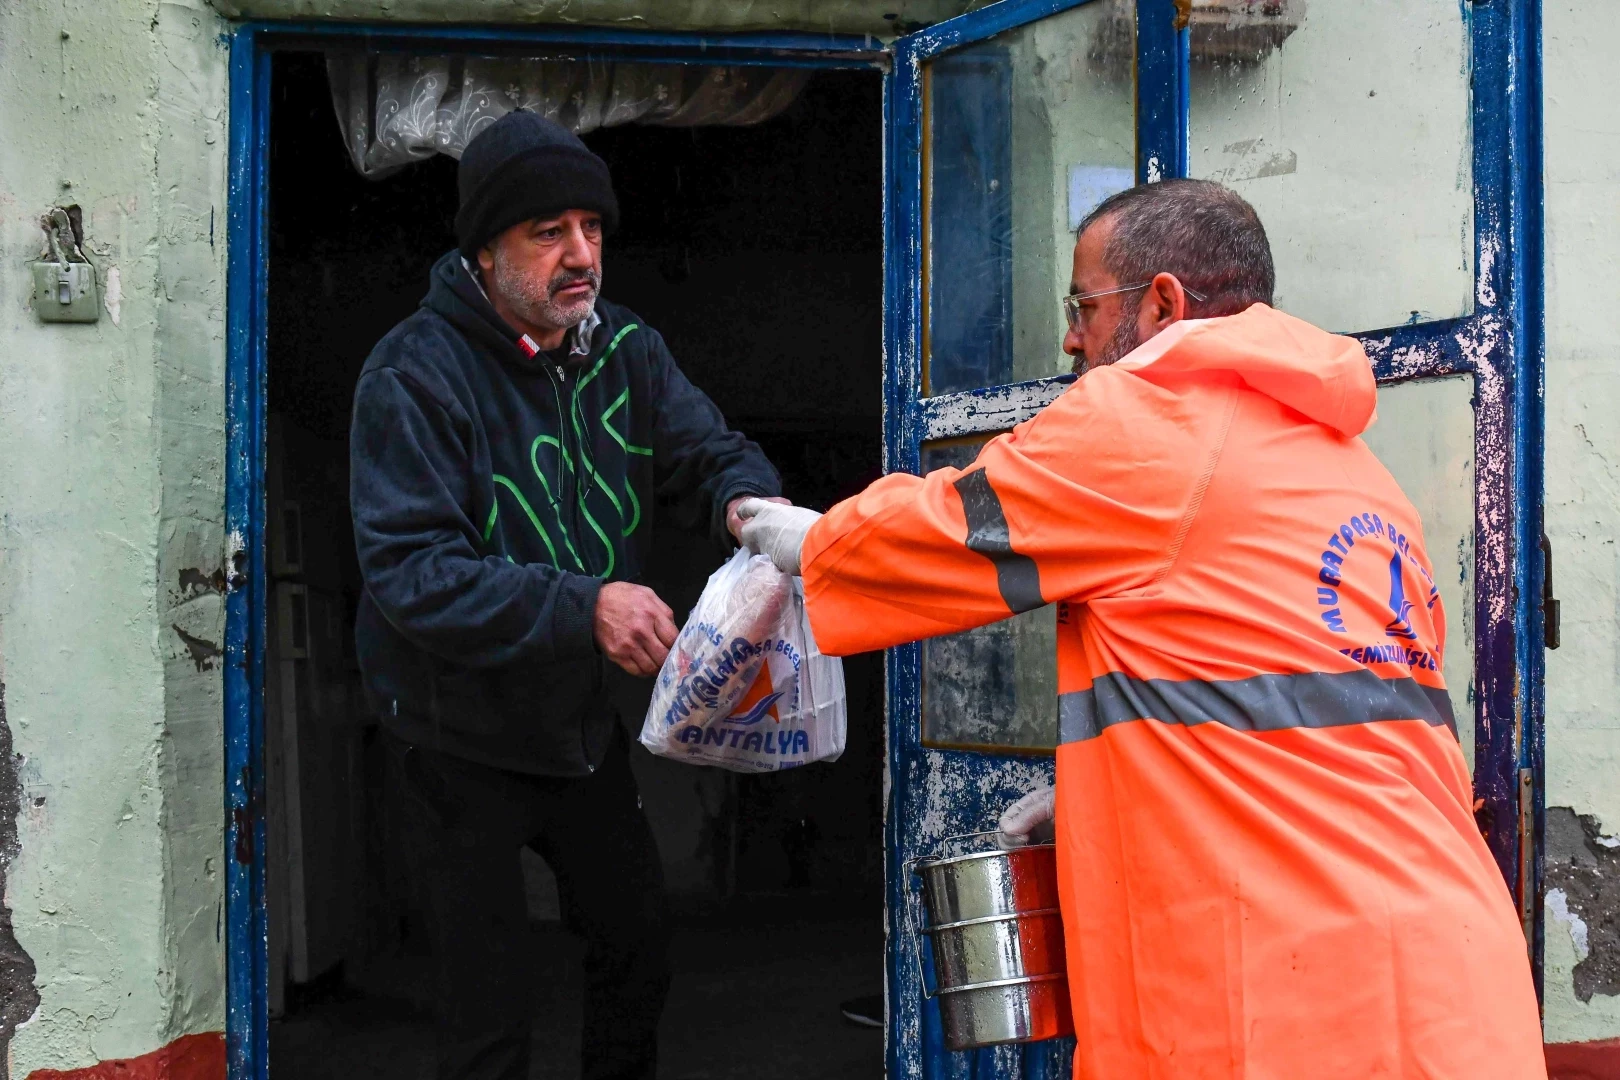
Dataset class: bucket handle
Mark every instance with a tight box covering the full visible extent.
[903,830,1004,1000]
[902,855,937,1000]
[926,830,1004,858]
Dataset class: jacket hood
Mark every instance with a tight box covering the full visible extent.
[1114,303,1377,437]
[422,249,545,371]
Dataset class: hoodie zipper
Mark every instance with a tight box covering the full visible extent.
[518,326,602,578]
[549,361,609,578]
[538,361,603,771]
[543,362,586,574]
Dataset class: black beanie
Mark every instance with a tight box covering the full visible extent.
[455,110,620,258]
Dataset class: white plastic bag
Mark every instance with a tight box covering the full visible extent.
[639,550,846,773]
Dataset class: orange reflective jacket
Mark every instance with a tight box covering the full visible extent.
[802,305,1544,1079]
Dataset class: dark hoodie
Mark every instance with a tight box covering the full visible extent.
[350,252,780,775]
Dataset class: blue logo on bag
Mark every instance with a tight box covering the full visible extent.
[724,691,785,727]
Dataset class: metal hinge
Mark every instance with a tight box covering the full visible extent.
[1518,767,1534,948]
[1542,533,1560,649]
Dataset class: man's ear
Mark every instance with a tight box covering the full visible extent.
[476,242,498,275]
[1143,271,1187,330]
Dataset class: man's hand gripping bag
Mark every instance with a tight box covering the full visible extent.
[639,550,846,772]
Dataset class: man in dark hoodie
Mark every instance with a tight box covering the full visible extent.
[349,111,784,1080]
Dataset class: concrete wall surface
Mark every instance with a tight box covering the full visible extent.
[1542,0,1620,1052]
[207,0,983,35]
[0,0,229,1075]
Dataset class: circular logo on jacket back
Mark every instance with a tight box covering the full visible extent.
[1314,510,1442,671]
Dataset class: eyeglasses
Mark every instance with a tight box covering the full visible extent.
[1062,280,1208,330]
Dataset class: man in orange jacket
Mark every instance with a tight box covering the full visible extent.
[739,179,1546,1078]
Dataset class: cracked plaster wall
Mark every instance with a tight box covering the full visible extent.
[0,0,228,1074]
[1543,0,1620,1048]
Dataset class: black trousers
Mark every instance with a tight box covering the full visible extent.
[385,725,670,1080]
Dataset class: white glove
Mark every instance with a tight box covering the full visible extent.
[737,499,822,576]
[996,785,1056,849]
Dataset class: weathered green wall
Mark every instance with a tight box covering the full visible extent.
[1542,0,1620,1047]
[0,0,229,1073]
[0,0,1616,1071]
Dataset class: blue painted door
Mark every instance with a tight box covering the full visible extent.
[882,4,1140,1077]
[880,0,1547,1076]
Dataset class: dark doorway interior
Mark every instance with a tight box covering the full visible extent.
[262,52,886,1080]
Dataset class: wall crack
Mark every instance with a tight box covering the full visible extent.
[169,626,221,673]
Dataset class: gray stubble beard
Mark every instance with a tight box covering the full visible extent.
[490,245,601,333]
[1071,309,1145,375]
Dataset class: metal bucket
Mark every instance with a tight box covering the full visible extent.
[926,908,1066,987]
[910,839,1074,1052]
[936,973,1072,1052]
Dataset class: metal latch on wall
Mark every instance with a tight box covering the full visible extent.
[30,206,99,324]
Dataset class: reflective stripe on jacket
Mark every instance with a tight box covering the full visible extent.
[801,304,1545,1079]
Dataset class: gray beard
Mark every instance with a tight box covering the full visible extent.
[1071,314,1144,375]
[490,248,600,334]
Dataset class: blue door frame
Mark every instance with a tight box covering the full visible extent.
[223,23,886,1079]
[225,4,1545,1077]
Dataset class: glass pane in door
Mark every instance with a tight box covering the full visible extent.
[1188,0,1473,332]
[924,0,1136,397]
[919,439,1058,751]
[1361,375,1477,770]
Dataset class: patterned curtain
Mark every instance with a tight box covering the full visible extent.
[327,53,811,179]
